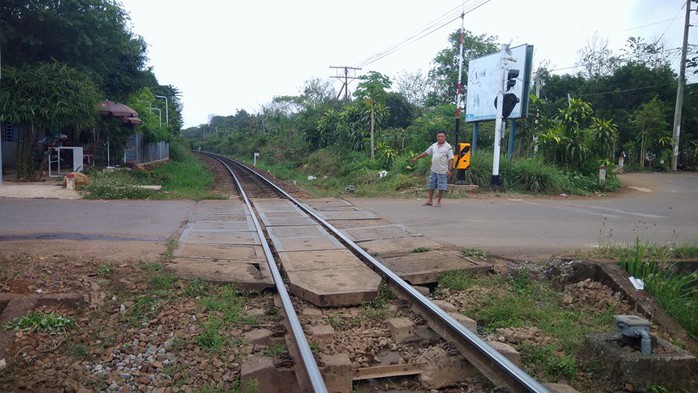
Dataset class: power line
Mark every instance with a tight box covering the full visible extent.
[574,83,672,98]
[353,0,492,69]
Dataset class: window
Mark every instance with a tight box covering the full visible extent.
[2,122,15,142]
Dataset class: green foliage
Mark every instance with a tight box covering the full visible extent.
[125,294,166,326]
[508,158,569,194]
[262,343,287,357]
[367,284,395,309]
[462,248,486,258]
[0,62,102,179]
[521,343,577,379]
[197,317,225,351]
[4,311,76,333]
[617,239,698,340]
[198,285,249,325]
[437,268,632,384]
[126,88,171,142]
[428,29,499,105]
[618,238,657,278]
[97,262,116,277]
[84,143,223,200]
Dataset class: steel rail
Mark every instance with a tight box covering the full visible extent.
[210,154,328,393]
[218,154,550,393]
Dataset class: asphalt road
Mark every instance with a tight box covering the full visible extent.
[0,172,696,260]
[348,172,698,260]
[0,199,195,242]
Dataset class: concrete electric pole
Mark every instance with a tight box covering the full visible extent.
[671,0,692,171]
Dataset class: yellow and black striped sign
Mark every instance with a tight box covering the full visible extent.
[455,143,471,170]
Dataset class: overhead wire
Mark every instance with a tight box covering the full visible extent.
[352,0,492,69]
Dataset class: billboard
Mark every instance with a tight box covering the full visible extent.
[465,44,533,122]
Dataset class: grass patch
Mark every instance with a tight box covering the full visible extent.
[125,294,168,326]
[97,261,115,277]
[83,141,227,200]
[262,343,287,357]
[4,311,76,333]
[196,317,226,352]
[198,284,250,324]
[617,239,698,340]
[462,248,486,258]
[436,269,622,382]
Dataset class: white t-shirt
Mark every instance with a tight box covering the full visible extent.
[425,142,454,174]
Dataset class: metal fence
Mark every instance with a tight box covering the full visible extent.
[123,133,169,165]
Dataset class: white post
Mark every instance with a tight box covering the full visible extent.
[491,45,509,188]
[253,152,259,166]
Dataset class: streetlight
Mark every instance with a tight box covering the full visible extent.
[155,95,168,127]
[149,108,162,127]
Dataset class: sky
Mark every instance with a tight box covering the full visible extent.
[117,0,695,128]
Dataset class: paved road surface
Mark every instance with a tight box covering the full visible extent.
[1,172,696,260]
[348,172,698,260]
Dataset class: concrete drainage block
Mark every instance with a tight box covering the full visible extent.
[581,332,698,392]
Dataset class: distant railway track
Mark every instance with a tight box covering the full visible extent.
[201,152,551,393]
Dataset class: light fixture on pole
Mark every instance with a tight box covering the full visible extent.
[149,108,162,127]
[155,95,169,127]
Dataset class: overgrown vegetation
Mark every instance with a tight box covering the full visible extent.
[437,269,618,385]
[617,239,698,340]
[83,140,226,200]
[4,311,76,333]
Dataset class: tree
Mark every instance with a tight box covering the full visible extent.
[301,78,337,108]
[622,37,670,70]
[354,71,392,160]
[0,62,100,180]
[629,97,669,168]
[1,0,149,99]
[395,69,431,107]
[125,88,169,142]
[428,29,498,105]
[576,33,622,81]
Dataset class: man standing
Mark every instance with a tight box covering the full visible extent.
[411,130,454,207]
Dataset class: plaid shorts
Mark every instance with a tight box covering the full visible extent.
[428,171,448,191]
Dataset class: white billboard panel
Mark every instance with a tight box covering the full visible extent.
[465,44,533,122]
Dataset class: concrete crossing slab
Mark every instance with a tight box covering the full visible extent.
[187,220,256,231]
[192,201,248,215]
[278,250,367,271]
[315,210,379,220]
[341,224,421,242]
[380,251,492,285]
[175,244,264,260]
[168,257,273,291]
[259,216,318,227]
[270,235,345,252]
[286,267,381,307]
[267,225,329,238]
[187,213,248,222]
[253,199,300,210]
[181,229,259,245]
[303,198,353,210]
[357,237,442,257]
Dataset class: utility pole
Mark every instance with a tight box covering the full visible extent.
[454,6,466,183]
[330,66,361,101]
[671,0,692,171]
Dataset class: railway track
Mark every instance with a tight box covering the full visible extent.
[192,152,553,393]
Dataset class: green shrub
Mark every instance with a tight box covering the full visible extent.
[508,158,569,194]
